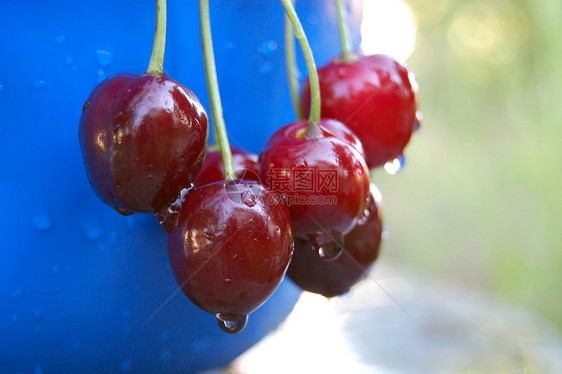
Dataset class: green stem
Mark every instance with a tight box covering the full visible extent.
[147,0,167,76]
[200,0,235,181]
[281,0,321,138]
[335,0,354,63]
[284,0,303,120]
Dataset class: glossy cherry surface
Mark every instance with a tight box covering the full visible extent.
[167,180,294,328]
[301,54,417,168]
[193,146,260,187]
[79,73,209,214]
[258,119,370,238]
[287,183,383,297]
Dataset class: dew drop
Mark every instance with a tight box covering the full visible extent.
[216,314,248,334]
[414,111,423,132]
[308,232,344,261]
[382,229,390,240]
[240,190,257,207]
[32,208,52,231]
[81,215,103,240]
[96,50,114,66]
[384,155,405,175]
[55,34,66,43]
[116,207,134,216]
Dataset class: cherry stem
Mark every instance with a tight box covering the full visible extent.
[200,0,235,181]
[284,0,303,120]
[281,0,321,138]
[147,0,167,76]
[334,0,354,63]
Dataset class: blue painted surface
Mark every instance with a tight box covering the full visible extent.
[0,1,361,372]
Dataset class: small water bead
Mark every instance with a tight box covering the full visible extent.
[308,232,344,261]
[216,314,248,334]
[384,155,405,175]
[32,208,52,231]
[96,50,114,66]
[414,110,423,132]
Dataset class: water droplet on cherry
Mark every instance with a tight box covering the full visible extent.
[414,111,423,132]
[308,232,344,261]
[215,314,248,334]
[115,207,134,216]
[32,208,52,231]
[384,155,405,175]
[96,50,114,66]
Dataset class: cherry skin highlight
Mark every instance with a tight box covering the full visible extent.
[287,183,383,297]
[79,73,209,214]
[193,146,260,187]
[258,119,370,239]
[301,54,418,168]
[167,180,294,331]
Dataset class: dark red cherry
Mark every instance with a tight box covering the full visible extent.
[167,180,294,333]
[258,119,370,239]
[79,73,209,214]
[193,146,260,187]
[301,54,417,168]
[287,183,383,298]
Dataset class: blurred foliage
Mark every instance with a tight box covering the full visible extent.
[373,0,562,329]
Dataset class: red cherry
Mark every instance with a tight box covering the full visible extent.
[258,119,370,239]
[79,73,209,214]
[193,146,260,187]
[287,183,383,297]
[301,54,418,168]
[167,180,294,333]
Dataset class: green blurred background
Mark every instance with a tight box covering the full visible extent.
[372,0,562,330]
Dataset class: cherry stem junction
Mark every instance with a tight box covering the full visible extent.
[200,0,235,181]
[284,0,303,120]
[281,0,321,138]
[335,0,354,63]
[147,0,167,76]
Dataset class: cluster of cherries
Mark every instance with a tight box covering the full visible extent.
[79,0,418,334]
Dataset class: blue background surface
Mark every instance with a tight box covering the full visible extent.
[0,1,361,372]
